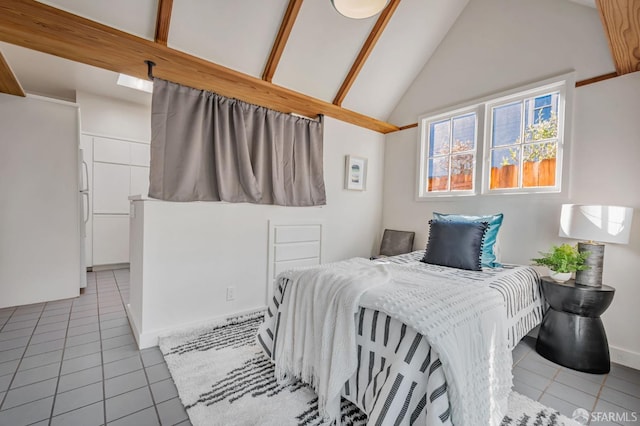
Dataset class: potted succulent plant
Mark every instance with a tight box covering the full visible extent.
[531,243,590,283]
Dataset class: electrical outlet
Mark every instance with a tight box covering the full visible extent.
[226,287,235,301]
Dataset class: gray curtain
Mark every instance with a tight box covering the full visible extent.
[149,79,326,206]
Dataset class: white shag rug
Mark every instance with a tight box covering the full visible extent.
[158,311,580,426]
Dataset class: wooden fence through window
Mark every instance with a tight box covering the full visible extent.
[427,158,556,192]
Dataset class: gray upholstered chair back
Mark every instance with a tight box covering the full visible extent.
[378,229,415,257]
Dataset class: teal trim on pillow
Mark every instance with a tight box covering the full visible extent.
[433,212,504,268]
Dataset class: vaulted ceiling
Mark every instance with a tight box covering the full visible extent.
[0,0,638,133]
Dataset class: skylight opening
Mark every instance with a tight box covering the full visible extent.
[117,74,153,93]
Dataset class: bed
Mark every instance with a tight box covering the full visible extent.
[256,250,544,426]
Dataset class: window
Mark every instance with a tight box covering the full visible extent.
[418,109,478,197]
[417,74,571,199]
[486,88,563,193]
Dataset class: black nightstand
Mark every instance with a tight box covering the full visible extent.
[535,277,615,374]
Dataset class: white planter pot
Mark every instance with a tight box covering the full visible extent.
[549,271,572,283]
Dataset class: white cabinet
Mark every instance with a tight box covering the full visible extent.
[93,162,131,214]
[94,137,130,164]
[93,215,130,265]
[130,143,150,167]
[84,134,150,267]
[130,166,150,198]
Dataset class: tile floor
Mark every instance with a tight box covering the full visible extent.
[0,270,638,425]
[0,270,189,426]
[512,337,640,425]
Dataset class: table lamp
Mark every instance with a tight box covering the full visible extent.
[559,204,633,287]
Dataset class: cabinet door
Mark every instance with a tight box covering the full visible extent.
[93,215,129,265]
[130,166,150,197]
[130,143,150,167]
[93,137,130,164]
[93,162,130,214]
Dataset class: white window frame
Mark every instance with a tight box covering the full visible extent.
[482,79,569,195]
[416,105,483,199]
[415,72,574,201]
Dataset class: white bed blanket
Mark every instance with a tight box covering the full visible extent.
[270,258,513,426]
[360,262,513,426]
[273,258,391,422]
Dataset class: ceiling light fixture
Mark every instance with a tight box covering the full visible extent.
[331,0,390,19]
[117,73,153,93]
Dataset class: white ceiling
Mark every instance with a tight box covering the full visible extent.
[1,0,595,124]
[169,0,290,77]
[342,0,469,119]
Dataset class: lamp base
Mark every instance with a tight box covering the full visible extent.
[575,242,604,287]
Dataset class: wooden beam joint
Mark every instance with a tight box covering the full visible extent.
[262,0,303,82]
[596,0,640,75]
[333,0,401,106]
[155,0,174,46]
[0,50,25,97]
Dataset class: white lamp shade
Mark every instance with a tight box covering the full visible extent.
[559,204,634,244]
[331,0,390,19]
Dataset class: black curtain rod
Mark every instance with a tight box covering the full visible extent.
[145,60,156,81]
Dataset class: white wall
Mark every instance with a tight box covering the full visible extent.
[76,91,150,141]
[0,94,81,308]
[128,116,386,347]
[571,73,640,368]
[389,0,613,127]
[383,0,640,368]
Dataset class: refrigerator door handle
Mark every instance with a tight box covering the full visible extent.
[81,160,89,192]
[82,192,90,224]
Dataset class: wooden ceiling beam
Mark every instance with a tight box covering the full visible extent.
[154,0,174,46]
[0,49,25,97]
[574,71,618,88]
[0,0,398,134]
[333,0,402,106]
[596,0,640,75]
[262,0,303,82]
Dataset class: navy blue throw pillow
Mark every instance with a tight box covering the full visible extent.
[421,220,489,271]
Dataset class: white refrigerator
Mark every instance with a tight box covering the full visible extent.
[0,94,85,307]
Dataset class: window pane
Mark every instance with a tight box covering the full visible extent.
[492,102,521,147]
[428,157,449,192]
[452,113,476,152]
[450,154,473,191]
[534,94,552,109]
[490,147,519,189]
[522,141,557,162]
[523,142,557,187]
[525,93,558,141]
[429,119,450,157]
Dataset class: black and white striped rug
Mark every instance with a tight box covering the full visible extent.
[158,311,579,426]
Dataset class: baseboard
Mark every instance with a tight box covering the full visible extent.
[124,303,143,348]
[130,305,267,350]
[91,263,130,272]
[610,345,640,370]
